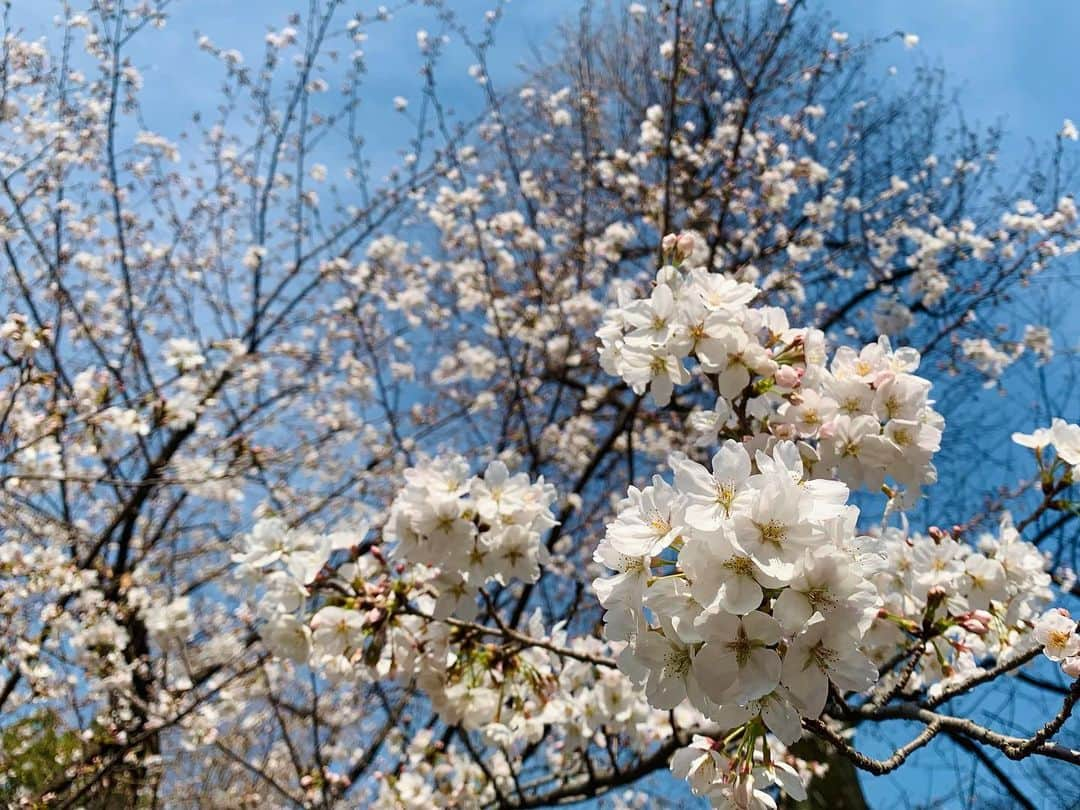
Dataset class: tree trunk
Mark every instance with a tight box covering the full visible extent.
[782,738,870,810]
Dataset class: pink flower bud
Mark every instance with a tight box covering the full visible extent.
[972,610,993,624]
[774,365,800,388]
[928,526,948,542]
[675,231,697,259]
[926,586,947,608]
[1062,657,1080,678]
[662,233,678,254]
[961,618,989,636]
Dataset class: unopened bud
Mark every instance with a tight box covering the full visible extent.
[925,586,947,614]
[928,526,948,542]
[961,618,989,636]
[661,233,678,254]
[675,231,697,261]
[1062,657,1080,678]
[774,365,800,389]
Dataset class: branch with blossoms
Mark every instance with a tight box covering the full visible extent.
[4,0,1080,806]
[228,231,1080,809]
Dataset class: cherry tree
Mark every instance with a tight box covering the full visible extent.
[1,0,1078,808]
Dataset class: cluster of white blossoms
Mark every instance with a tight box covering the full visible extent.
[235,460,699,794]
[961,324,1055,386]
[370,726,494,809]
[597,232,943,508]
[370,697,681,810]
[594,438,880,808]
[386,456,558,619]
[863,516,1054,694]
[591,234,1080,808]
[1034,609,1080,678]
[672,733,819,810]
[1013,418,1080,472]
[961,337,1023,385]
[233,517,366,664]
[0,312,44,359]
[234,461,560,679]
[1009,420,1080,679]
[413,610,671,757]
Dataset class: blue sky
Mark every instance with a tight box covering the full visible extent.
[829,0,1080,158]
[17,0,1079,177]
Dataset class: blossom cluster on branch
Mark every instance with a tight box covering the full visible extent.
[228,233,1080,810]
[597,235,943,510]
[4,0,1080,805]
[595,438,877,806]
[235,462,696,806]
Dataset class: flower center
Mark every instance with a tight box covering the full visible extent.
[722,555,756,578]
[726,626,757,667]
[663,647,691,678]
[715,481,736,515]
[647,510,672,536]
[840,397,862,415]
[809,641,839,671]
[1048,629,1072,649]
[806,586,836,610]
[756,520,788,547]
